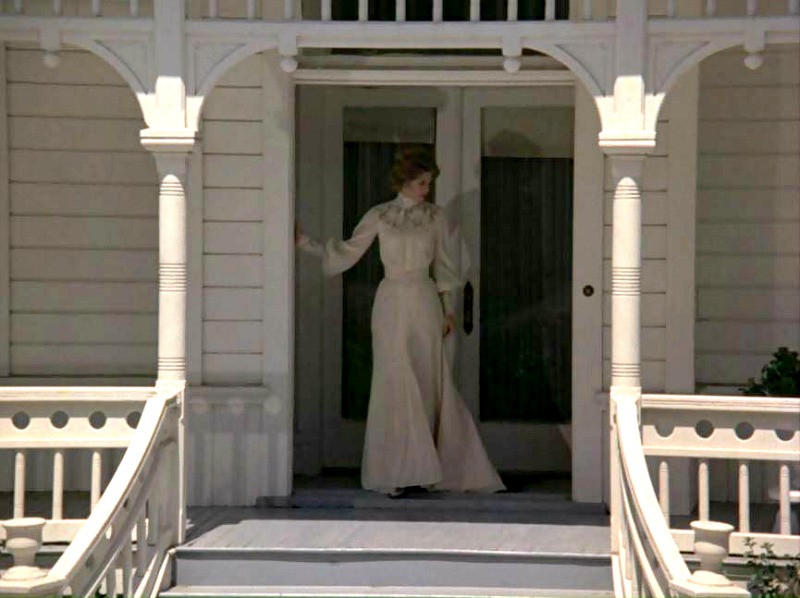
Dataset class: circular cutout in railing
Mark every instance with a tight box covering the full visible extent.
[695,419,714,439]
[655,422,675,438]
[126,411,141,429]
[12,412,30,430]
[735,421,755,440]
[89,411,107,430]
[776,429,796,442]
[50,411,69,429]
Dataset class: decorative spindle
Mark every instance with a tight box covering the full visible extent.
[136,512,148,572]
[208,0,218,18]
[667,0,676,17]
[322,0,331,20]
[698,459,710,520]
[358,0,367,21]
[246,0,256,19]
[470,0,479,21]
[705,0,716,16]
[747,0,758,16]
[791,1,800,15]
[395,0,405,21]
[545,0,555,20]
[779,463,791,534]
[582,0,592,20]
[738,460,750,533]
[284,0,293,19]
[91,0,101,16]
[52,0,63,15]
[507,0,517,21]
[14,450,26,518]
[91,450,103,511]
[122,540,133,597]
[433,0,442,21]
[130,0,139,17]
[53,450,64,520]
[659,460,670,525]
[13,0,23,14]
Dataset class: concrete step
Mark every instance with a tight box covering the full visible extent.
[163,546,614,598]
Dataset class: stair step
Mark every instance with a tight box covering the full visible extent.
[167,547,613,596]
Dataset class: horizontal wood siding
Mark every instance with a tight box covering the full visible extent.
[201,54,264,386]
[5,47,157,378]
[696,46,800,387]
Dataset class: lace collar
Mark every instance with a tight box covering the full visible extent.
[378,194,436,230]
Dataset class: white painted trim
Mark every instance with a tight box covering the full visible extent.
[0,44,8,378]
[293,69,575,87]
[572,83,606,502]
[187,143,204,386]
[665,66,698,393]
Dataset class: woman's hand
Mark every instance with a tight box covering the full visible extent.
[443,313,456,337]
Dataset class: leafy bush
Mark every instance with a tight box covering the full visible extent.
[741,347,800,397]
[744,538,800,598]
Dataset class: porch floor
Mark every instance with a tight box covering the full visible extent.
[183,471,612,556]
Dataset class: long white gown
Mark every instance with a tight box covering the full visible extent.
[299,193,505,494]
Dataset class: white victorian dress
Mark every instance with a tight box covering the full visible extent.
[299,193,504,494]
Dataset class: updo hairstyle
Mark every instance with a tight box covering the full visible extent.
[390,145,440,192]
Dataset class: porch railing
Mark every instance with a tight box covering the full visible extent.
[612,390,800,597]
[642,393,800,556]
[651,0,800,18]
[0,385,183,597]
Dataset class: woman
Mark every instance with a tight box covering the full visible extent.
[297,146,504,497]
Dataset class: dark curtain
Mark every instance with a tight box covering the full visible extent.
[479,157,573,423]
[333,0,569,21]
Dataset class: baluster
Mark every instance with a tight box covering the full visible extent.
[738,460,750,533]
[91,450,103,511]
[136,511,148,574]
[208,0,218,18]
[53,450,64,519]
[106,557,117,598]
[582,0,592,20]
[122,539,133,597]
[667,0,677,17]
[659,460,670,526]
[395,0,405,20]
[747,0,758,15]
[13,450,26,518]
[705,0,716,16]
[52,0,62,15]
[698,459,710,520]
[433,0,442,21]
[358,0,367,21]
[130,0,139,17]
[791,1,800,15]
[91,0,101,16]
[13,0,22,14]
[321,0,331,20]
[470,0,480,21]
[544,0,555,20]
[507,0,517,21]
[246,0,256,19]
[779,463,791,534]
[284,0,293,19]
[148,500,160,546]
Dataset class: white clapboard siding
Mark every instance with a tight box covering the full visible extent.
[696,46,800,387]
[9,117,144,152]
[202,53,266,385]
[697,189,800,223]
[8,84,142,119]
[11,249,157,281]
[12,282,157,313]
[6,48,157,379]
[697,288,800,321]
[204,288,264,320]
[11,183,157,217]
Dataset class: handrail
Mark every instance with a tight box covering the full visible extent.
[0,383,183,597]
[612,392,749,597]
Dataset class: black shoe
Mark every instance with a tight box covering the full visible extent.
[404,485,429,495]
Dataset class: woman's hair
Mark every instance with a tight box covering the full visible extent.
[390,145,440,192]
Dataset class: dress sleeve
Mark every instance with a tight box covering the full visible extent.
[297,207,379,277]
[433,209,462,316]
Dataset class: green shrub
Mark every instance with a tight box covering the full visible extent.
[741,347,800,397]
[744,538,800,598]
